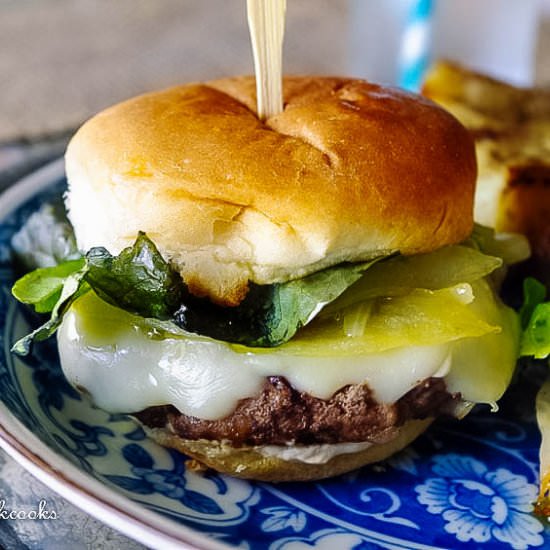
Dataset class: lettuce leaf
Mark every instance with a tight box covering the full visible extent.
[467,223,530,265]
[11,224,520,354]
[520,278,547,329]
[274,282,500,356]
[11,233,376,352]
[320,244,502,316]
[86,232,184,319]
[12,258,86,313]
[519,278,550,359]
[11,233,185,354]
[174,261,374,347]
[11,265,89,355]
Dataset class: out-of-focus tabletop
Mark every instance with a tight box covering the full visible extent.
[1,0,550,144]
[0,1,550,548]
[0,0,351,143]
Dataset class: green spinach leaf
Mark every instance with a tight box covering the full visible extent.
[12,230,382,352]
[11,233,184,354]
[175,260,376,346]
[86,232,184,319]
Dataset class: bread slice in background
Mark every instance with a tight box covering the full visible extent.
[423,60,550,286]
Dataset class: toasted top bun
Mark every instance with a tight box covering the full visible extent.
[65,76,476,305]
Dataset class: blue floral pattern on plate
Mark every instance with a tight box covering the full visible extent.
[0,166,548,549]
[417,454,543,549]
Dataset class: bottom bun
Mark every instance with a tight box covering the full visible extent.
[144,417,433,482]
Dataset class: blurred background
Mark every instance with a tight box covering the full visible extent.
[1,0,549,143]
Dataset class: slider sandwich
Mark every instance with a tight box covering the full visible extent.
[12,77,525,481]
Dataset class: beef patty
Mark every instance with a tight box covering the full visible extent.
[135,376,460,446]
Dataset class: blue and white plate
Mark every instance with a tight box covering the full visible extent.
[0,159,548,550]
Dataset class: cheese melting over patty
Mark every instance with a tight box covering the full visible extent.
[57,283,518,421]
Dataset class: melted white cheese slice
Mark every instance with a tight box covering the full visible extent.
[57,284,518,421]
[58,303,450,419]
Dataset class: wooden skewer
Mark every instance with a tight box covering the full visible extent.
[247,0,287,120]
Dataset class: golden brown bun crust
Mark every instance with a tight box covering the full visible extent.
[147,418,432,482]
[66,76,476,305]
